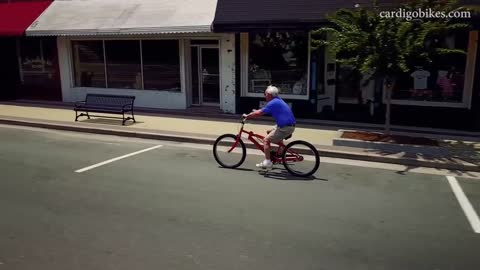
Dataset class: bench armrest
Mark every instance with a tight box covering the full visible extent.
[122,104,133,110]
[74,101,86,107]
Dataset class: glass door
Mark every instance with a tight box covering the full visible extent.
[190,45,220,106]
[200,47,220,105]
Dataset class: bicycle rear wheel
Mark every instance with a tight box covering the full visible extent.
[282,140,320,177]
[213,134,246,168]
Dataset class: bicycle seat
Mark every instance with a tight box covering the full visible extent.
[285,134,292,140]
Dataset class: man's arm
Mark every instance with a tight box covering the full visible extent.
[243,109,264,120]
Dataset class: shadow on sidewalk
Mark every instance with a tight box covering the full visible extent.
[79,118,143,126]
[364,142,480,176]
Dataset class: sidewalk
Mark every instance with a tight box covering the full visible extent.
[0,102,479,172]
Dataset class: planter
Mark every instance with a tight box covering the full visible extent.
[333,130,451,156]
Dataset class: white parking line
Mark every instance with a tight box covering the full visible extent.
[75,145,163,173]
[447,176,480,233]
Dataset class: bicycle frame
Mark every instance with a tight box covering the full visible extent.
[227,121,302,163]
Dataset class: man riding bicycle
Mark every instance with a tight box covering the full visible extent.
[242,85,296,169]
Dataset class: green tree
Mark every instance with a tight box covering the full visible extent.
[312,0,472,133]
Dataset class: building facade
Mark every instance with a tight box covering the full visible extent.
[2,0,479,130]
[212,0,480,130]
[25,0,237,113]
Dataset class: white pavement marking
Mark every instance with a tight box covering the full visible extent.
[447,176,480,233]
[75,145,163,173]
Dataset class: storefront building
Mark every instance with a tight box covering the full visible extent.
[0,0,61,101]
[212,0,480,130]
[26,0,236,113]
[5,0,480,130]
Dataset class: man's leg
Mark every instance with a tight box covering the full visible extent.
[263,125,278,161]
[275,126,295,154]
[264,126,275,161]
[257,128,282,168]
[264,137,271,160]
[256,137,273,168]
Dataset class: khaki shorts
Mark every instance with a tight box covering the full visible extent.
[266,125,295,143]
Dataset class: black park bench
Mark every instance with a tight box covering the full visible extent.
[74,94,136,125]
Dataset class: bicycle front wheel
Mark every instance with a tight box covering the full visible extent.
[213,134,246,169]
[282,140,320,177]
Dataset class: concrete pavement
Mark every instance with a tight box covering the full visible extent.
[0,102,479,172]
[1,125,480,270]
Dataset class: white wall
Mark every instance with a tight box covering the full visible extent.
[220,34,236,113]
[57,36,187,109]
[69,88,187,109]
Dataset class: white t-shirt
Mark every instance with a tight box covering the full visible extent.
[411,70,431,90]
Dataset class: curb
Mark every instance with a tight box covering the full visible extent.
[0,117,478,173]
[0,118,215,145]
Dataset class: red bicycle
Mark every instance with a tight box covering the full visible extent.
[213,117,320,177]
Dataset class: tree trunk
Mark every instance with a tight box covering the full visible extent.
[384,78,395,135]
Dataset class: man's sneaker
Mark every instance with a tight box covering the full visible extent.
[256,160,273,169]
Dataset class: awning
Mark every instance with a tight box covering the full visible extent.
[212,0,479,32]
[212,0,394,32]
[26,0,219,36]
[0,1,52,36]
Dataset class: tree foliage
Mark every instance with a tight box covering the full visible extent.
[312,0,472,83]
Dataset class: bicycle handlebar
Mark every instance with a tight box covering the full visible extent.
[241,116,246,124]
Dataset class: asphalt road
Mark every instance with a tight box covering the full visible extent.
[0,125,479,270]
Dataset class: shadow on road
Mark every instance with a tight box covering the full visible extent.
[217,167,255,172]
[217,166,326,181]
[259,168,327,181]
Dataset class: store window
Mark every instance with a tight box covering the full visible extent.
[246,32,309,96]
[72,41,106,88]
[336,64,363,102]
[72,39,181,91]
[105,40,142,89]
[392,31,469,103]
[19,37,57,90]
[142,40,180,91]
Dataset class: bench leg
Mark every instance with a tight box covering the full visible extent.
[131,110,136,123]
[75,112,90,122]
[75,112,87,122]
